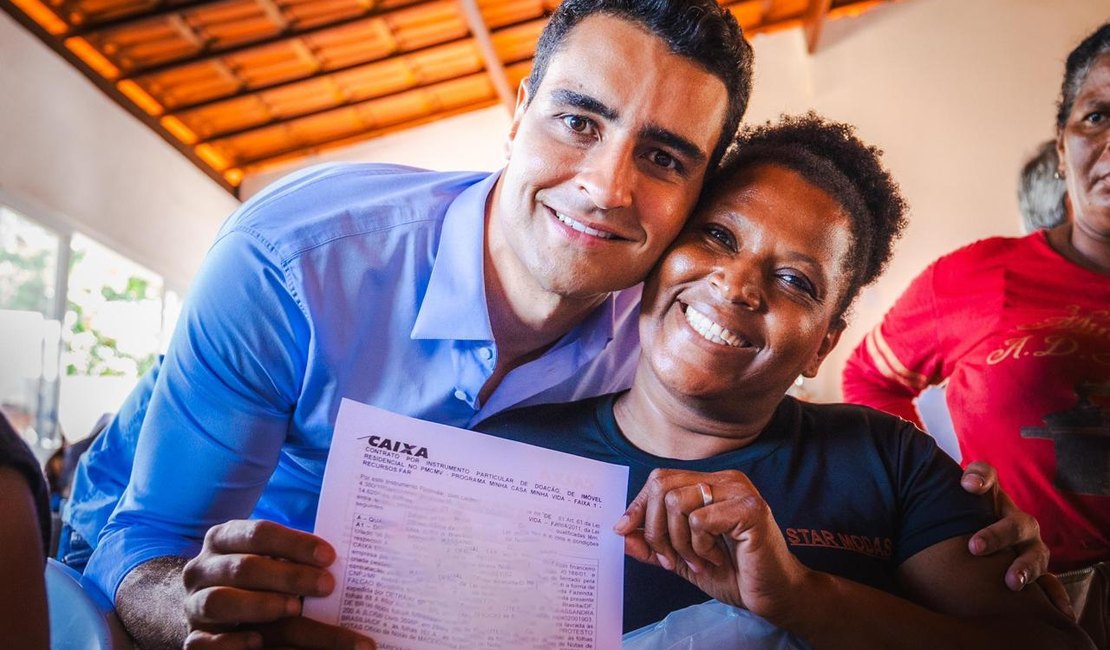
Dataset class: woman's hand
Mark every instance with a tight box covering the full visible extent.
[613,468,811,621]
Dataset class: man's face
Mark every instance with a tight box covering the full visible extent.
[489,14,729,301]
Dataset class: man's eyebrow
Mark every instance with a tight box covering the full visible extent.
[641,126,708,164]
[549,89,618,121]
[549,88,707,163]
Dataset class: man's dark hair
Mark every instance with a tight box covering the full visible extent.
[528,0,753,168]
[705,113,908,320]
[1057,23,1110,131]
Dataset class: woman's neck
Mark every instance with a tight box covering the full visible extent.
[612,369,778,460]
[1047,222,1110,275]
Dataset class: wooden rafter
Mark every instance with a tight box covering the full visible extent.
[456,0,514,112]
[802,0,832,54]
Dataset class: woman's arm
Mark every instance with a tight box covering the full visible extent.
[616,469,1091,650]
[841,264,948,428]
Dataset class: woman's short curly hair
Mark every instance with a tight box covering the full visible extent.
[703,113,908,320]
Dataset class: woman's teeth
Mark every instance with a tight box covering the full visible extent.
[684,305,746,348]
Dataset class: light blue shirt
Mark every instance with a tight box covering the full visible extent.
[83,163,641,600]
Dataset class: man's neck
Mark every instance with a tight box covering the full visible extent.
[479,197,610,403]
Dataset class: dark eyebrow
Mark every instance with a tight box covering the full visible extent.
[549,88,708,164]
[550,89,618,120]
[641,126,707,164]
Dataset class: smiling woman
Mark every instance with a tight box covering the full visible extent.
[478,114,1092,649]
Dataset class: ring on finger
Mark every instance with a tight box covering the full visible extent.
[697,482,714,507]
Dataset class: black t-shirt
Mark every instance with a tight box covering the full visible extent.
[0,413,51,558]
[477,394,995,632]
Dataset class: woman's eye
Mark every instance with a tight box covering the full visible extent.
[1083,111,1106,125]
[562,115,592,133]
[779,272,817,298]
[704,225,735,250]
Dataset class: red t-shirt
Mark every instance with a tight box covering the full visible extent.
[843,231,1110,572]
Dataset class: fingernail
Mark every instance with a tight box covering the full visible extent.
[314,545,334,564]
[246,632,263,649]
[356,641,374,650]
[963,475,984,489]
[969,537,984,554]
[614,514,630,531]
[287,597,301,615]
[685,560,700,574]
[656,553,674,571]
[1017,569,1029,588]
[317,573,334,594]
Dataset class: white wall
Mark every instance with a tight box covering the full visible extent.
[244,0,1105,402]
[0,12,238,291]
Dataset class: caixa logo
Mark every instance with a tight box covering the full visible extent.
[359,435,429,459]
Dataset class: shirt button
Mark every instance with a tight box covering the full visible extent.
[479,347,493,361]
[454,389,467,401]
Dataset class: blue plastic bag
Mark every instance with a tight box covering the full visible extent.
[622,600,810,650]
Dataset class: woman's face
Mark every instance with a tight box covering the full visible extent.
[638,163,853,404]
[1058,52,1110,237]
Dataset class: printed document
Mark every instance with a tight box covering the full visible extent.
[305,398,629,650]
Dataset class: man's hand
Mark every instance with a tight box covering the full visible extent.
[182,519,376,649]
[960,461,1075,619]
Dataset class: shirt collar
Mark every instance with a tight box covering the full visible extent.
[411,170,501,341]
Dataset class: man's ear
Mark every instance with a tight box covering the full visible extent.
[506,80,532,155]
[801,320,845,379]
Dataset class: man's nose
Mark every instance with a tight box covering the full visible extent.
[576,141,635,210]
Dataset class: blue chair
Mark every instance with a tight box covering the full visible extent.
[45,558,132,650]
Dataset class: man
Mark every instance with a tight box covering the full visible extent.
[83,2,750,648]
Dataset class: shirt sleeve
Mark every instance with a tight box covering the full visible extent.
[892,421,995,565]
[84,227,310,601]
[842,263,947,428]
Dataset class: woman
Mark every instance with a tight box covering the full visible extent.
[842,24,1109,643]
[479,113,1090,648]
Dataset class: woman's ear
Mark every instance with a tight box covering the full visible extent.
[802,319,845,379]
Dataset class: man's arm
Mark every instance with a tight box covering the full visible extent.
[117,521,376,650]
[115,557,189,649]
[85,229,312,635]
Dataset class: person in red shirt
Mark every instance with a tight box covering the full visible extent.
[843,23,1110,646]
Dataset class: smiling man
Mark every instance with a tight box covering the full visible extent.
[76,2,753,648]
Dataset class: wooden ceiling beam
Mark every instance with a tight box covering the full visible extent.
[66,0,237,37]
[163,34,481,112]
[191,66,486,142]
[118,10,378,78]
[456,0,514,113]
[237,97,498,170]
[802,0,832,54]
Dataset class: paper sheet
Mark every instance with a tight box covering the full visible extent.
[305,398,629,650]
